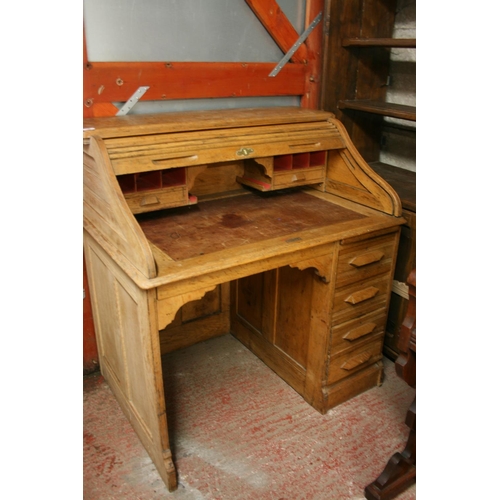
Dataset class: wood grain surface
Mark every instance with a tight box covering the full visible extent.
[137,190,366,261]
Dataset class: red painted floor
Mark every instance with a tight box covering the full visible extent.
[84,334,416,499]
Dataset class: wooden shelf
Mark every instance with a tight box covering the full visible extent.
[338,100,416,121]
[342,38,416,48]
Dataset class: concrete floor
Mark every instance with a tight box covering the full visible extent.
[84,334,416,499]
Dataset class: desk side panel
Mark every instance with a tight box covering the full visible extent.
[84,234,177,491]
[325,118,402,217]
[84,135,157,280]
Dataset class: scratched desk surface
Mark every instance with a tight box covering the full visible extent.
[136,189,366,261]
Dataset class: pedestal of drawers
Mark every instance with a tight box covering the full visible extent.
[231,228,400,414]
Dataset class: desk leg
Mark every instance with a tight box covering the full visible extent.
[364,398,416,500]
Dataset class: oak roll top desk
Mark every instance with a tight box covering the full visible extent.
[83,107,404,491]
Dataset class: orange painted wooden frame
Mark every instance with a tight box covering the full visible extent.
[245,0,309,63]
[83,0,324,117]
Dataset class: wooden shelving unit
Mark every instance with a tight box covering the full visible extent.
[321,0,416,157]
[337,33,416,124]
[321,0,416,360]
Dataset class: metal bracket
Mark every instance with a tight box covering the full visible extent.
[116,86,150,116]
[268,12,322,77]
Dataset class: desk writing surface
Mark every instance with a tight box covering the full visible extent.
[136,189,366,261]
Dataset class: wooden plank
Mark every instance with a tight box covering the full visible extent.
[301,0,324,109]
[233,273,267,335]
[83,61,307,107]
[85,103,119,118]
[339,99,416,121]
[245,0,308,63]
[83,107,334,139]
[342,37,416,48]
[321,0,367,139]
[275,266,315,368]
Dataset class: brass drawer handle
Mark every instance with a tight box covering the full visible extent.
[236,147,255,157]
[343,322,377,341]
[341,351,372,370]
[349,250,384,268]
[344,286,379,305]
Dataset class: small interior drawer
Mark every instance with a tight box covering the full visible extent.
[326,339,383,385]
[336,233,398,288]
[272,166,325,188]
[124,186,194,214]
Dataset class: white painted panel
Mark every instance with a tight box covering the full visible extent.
[84,0,305,63]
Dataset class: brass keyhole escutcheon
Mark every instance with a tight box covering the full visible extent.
[236,147,255,157]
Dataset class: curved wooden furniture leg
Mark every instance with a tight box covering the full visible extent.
[365,270,416,500]
[365,399,415,500]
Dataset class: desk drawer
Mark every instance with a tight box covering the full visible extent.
[272,166,325,189]
[124,186,191,214]
[332,274,392,325]
[327,338,383,385]
[336,232,398,288]
[330,308,387,354]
